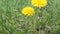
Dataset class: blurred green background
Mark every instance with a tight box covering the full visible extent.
[0,0,60,34]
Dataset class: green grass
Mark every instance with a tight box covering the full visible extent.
[0,0,60,34]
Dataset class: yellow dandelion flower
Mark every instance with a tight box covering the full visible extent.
[22,6,35,16]
[31,0,47,8]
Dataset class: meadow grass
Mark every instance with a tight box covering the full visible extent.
[0,0,60,34]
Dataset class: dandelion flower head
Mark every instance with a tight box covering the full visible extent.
[22,6,35,16]
[31,0,47,8]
